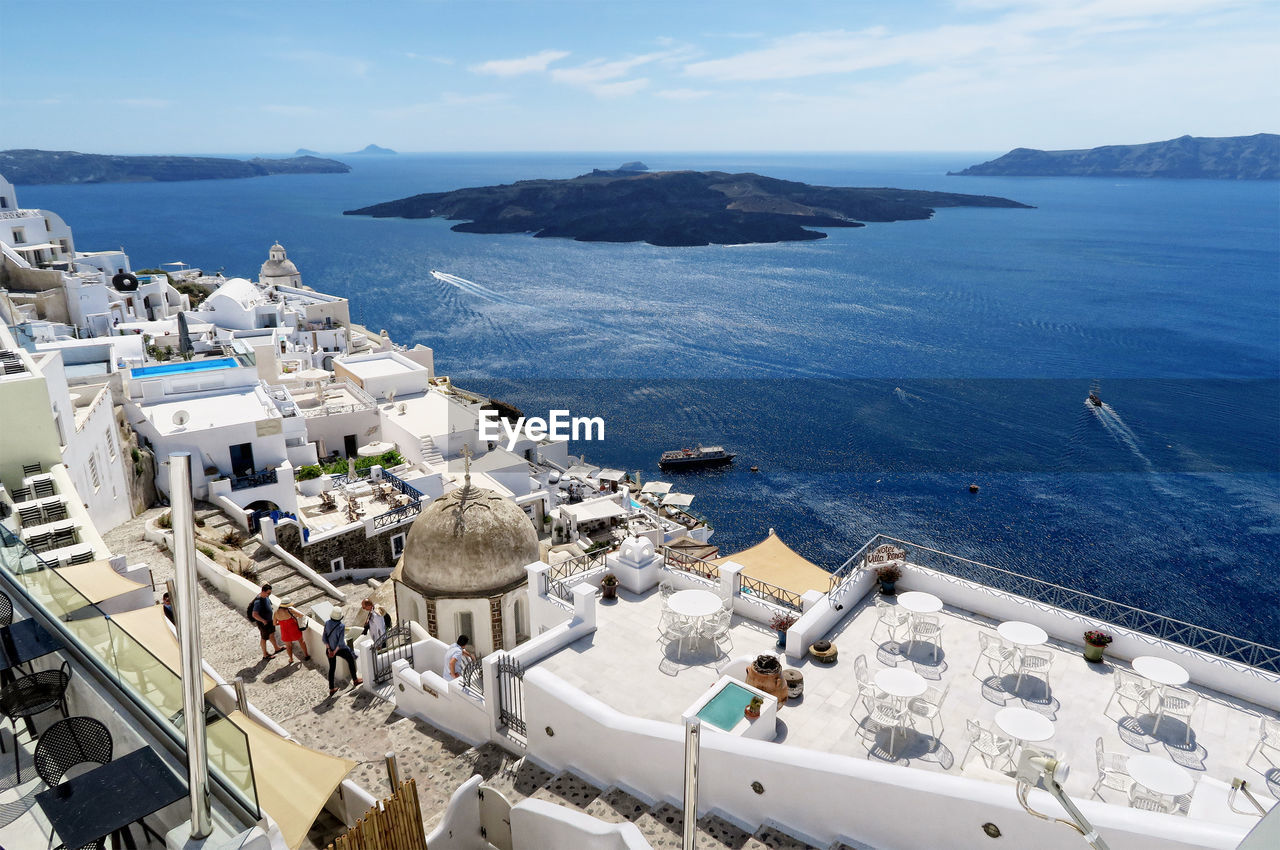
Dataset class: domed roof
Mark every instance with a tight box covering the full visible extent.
[260,242,299,279]
[205,278,263,311]
[399,480,539,597]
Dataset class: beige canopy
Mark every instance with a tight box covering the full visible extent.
[714,532,831,596]
[55,561,148,603]
[108,605,219,695]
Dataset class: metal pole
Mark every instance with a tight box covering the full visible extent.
[682,718,700,850]
[232,677,249,714]
[171,453,213,839]
[385,752,401,788]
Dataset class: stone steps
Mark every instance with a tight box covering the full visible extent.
[528,770,604,812]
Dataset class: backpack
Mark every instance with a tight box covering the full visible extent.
[246,597,265,622]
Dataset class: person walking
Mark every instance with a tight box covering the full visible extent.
[443,634,474,682]
[360,598,390,643]
[322,608,363,696]
[274,600,311,663]
[161,591,175,624]
[250,583,283,659]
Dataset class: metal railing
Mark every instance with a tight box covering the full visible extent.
[372,500,422,530]
[661,546,720,582]
[827,536,883,598]
[854,534,1280,674]
[383,470,424,501]
[544,549,610,602]
[739,573,804,613]
[229,469,278,491]
[297,379,377,418]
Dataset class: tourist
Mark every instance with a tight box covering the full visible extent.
[274,599,311,664]
[322,607,363,696]
[443,634,474,682]
[250,583,284,659]
[360,598,391,643]
[161,591,175,624]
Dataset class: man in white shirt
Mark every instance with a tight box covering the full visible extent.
[444,634,474,681]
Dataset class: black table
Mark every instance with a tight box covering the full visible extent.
[0,618,61,683]
[37,747,187,850]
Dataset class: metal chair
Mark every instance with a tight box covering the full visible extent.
[699,609,732,653]
[34,715,112,787]
[852,654,883,703]
[1015,647,1054,695]
[872,596,910,643]
[17,504,42,526]
[658,579,676,599]
[1,662,72,781]
[1128,783,1175,814]
[22,463,42,477]
[1091,736,1134,799]
[0,590,12,627]
[33,479,56,499]
[907,682,949,739]
[1107,668,1156,719]
[961,719,1014,772]
[863,693,910,755]
[43,502,67,522]
[1249,715,1280,768]
[658,613,695,660]
[1154,687,1199,744]
[909,614,944,662]
[974,631,1017,680]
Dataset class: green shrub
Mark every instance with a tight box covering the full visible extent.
[197,545,216,559]
[130,447,141,463]
[157,511,172,529]
[222,530,245,548]
[296,465,323,481]
[319,449,405,476]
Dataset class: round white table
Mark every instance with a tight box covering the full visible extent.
[667,589,722,619]
[897,591,942,615]
[998,621,1048,647]
[994,707,1055,744]
[875,668,927,699]
[1127,754,1194,797]
[1133,656,1190,687]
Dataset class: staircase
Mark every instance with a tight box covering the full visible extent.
[194,505,334,609]
[419,436,444,466]
[478,756,860,849]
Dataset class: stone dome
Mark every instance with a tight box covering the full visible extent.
[399,482,539,597]
[260,242,299,280]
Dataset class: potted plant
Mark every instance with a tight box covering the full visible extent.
[876,564,902,595]
[600,572,619,600]
[744,696,764,720]
[770,611,798,648]
[745,654,788,705]
[1083,630,1113,663]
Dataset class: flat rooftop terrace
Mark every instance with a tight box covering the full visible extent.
[535,583,1279,824]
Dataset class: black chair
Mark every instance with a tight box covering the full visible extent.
[0,590,12,627]
[22,463,42,477]
[0,661,71,781]
[35,717,112,850]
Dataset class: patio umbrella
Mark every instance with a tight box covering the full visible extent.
[662,492,696,508]
[641,481,672,495]
[358,441,395,458]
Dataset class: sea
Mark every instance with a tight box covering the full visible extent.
[17,153,1280,646]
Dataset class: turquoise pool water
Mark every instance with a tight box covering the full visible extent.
[696,682,754,731]
[131,357,238,378]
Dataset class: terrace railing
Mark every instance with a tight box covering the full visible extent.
[853,534,1280,674]
[544,549,610,603]
[383,470,424,501]
[230,469,278,492]
[739,573,804,613]
[372,500,422,530]
[661,546,720,582]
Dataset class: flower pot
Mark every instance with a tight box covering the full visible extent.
[879,580,897,596]
[775,630,788,647]
[744,706,761,720]
[746,659,789,706]
[1084,642,1107,663]
[601,583,618,600]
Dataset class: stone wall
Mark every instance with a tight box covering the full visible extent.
[276,519,404,575]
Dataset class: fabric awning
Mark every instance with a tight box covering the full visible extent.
[712,532,832,596]
[561,499,628,523]
[662,492,695,508]
[13,242,62,252]
[55,561,148,603]
[597,468,627,482]
[565,464,600,480]
[108,605,219,694]
[640,481,672,495]
[225,710,356,850]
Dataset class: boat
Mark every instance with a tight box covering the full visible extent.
[658,444,736,470]
[1088,380,1103,407]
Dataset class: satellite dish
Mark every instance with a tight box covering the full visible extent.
[398,403,407,415]
[172,410,190,429]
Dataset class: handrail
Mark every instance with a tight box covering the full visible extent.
[372,500,422,530]
[544,550,609,602]
[854,533,1280,674]
[739,573,804,613]
[382,469,424,501]
[229,468,278,491]
[661,546,720,582]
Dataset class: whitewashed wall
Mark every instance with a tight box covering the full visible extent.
[510,798,650,850]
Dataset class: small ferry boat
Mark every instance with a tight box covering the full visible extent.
[658,445,736,470]
[1088,381,1103,407]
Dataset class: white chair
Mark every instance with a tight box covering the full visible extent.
[699,609,732,652]
[1128,784,1175,814]
[873,596,910,643]
[907,682,949,739]
[961,719,1014,772]
[1248,716,1280,768]
[1154,687,1199,744]
[1015,647,1053,695]
[974,631,1017,680]
[660,615,695,660]
[865,694,910,755]
[658,579,676,599]
[1091,736,1134,800]
[1107,668,1156,719]
[909,614,944,662]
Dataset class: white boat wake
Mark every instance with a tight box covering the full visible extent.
[1087,400,1175,496]
[430,270,515,304]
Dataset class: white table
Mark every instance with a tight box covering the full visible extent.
[667,589,722,619]
[1133,656,1190,687]
[1128,754,1194,797]
[875,668,927,700]
[995,707,1055,745]
[897,591,942,615]
[998,621,1048,647]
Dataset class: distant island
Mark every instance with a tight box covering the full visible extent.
[294,148,321,156]
[617,161,649,172]
[344,169,1031,247]
[951,134,1279,180]
[0,149,350,185]
[346,144,397,156]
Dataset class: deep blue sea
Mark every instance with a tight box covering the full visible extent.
[17,153,1280,645]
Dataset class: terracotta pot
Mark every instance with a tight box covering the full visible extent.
[746,666,789,706]
[601,582,618,600]
[1084,642,1106,663]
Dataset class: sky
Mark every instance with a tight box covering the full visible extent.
[1,0,1276,154]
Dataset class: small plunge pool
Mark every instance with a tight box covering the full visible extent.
[695,681,755,731]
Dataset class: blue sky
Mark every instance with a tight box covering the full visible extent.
[2,0,1276,154]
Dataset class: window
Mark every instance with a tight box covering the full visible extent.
[455,610,474,640]
[330,557,345,572]
[0,196,8,209]
[106,428,117,460]
[88,454,101,490]
[390,533,406,559]
[514,597,530,643]
[11,228,24,245]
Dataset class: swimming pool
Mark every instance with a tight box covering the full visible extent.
[131,357,238,378]
[695,681,754,731]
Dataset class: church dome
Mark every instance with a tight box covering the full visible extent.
[399,481,539,597]
[260,242,299,280]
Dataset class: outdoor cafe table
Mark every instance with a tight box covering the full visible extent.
[1127,754,1195,798]
[875,668,927,701]
[997,621,1048,648]
[666,589,722,620]
[0,618,61,686]
[896,591,942,618]
[1133,656,1190,688]
[37,747,186,850]
[995,706,1055,749]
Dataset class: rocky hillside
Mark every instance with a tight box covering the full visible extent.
[951,134,1279,180]
[345,169,1031,247]
[0,149,350,184]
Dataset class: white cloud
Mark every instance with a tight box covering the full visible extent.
[656,88,713,100]
[589,79,650,98]
[549,47,692,97]
[470,49,569,77]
